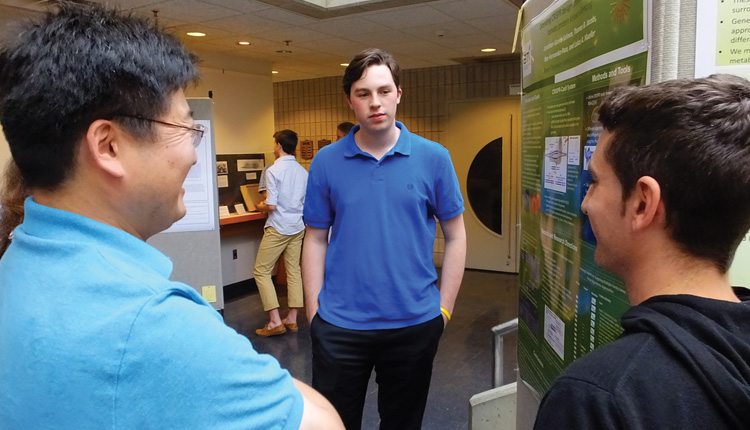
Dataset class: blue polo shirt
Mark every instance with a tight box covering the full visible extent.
[0,198,303,429]
[304,122,464,330]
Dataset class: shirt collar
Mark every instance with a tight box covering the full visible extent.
[19,197,173,279]
[343,121,412,158]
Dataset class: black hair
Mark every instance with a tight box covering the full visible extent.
[0,3,199,189]
[342,48,400,97]
[273,129,298,155]
[598,74,750,272]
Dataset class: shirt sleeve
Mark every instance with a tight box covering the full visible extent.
[114,289,303,430]
[258,167,269,192]
[265,168,279,206]
[433,149,464,221]
[303,156,332,229]
[534,378,626,430]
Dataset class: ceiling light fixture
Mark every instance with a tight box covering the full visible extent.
[340,63,349,67]
[272,71,279,74]
[187,32,206,37]
[237,41,251,46]
[481,48,497,53]
[276,40,293,54]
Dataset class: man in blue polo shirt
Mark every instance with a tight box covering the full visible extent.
[302,48,467,430]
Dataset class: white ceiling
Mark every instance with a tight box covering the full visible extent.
[0,0,521,82]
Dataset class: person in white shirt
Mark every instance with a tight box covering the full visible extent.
[254,130,309,337]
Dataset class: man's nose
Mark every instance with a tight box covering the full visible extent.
[581,192,590,215]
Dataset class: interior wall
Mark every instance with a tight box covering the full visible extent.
[187,67,275,155]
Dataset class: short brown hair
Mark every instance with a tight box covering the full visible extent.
[598,74,750,272]
[342,48,400,97]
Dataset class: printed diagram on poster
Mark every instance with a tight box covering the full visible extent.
[544,137,567,193]
[566,136,580,165]
[544,135,582,194]
[583,146,596,171]
[544,305,565,360]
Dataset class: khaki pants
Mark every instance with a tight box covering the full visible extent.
[253,226,304,311]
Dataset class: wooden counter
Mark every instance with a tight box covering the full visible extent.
[219,212,266,226]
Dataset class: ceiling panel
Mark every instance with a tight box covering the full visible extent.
[0,0,521,82]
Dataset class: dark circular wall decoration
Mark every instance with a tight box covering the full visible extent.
[467,137,502,235]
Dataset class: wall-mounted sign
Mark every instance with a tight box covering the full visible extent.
[300,139,314,160]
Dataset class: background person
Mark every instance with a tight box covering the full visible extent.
[0,5,341,429]
[336,121,355,139]
[534,75,750,429]
[253,130,308,337]
[302,48,467,430]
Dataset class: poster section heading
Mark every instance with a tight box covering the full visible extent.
[522,0,644,89]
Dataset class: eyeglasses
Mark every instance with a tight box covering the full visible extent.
[114,114,205,148]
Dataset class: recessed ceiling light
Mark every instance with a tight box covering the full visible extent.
[340,63,349,67]
[272,71,279,74]
[481,48,497,53]
[237,41,251,46]
[186,32,206,37]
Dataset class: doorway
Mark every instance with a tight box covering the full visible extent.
[443,98,520,272]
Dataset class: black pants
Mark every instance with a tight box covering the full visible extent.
[310,314,444,430]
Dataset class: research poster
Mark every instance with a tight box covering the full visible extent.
[695,0,750,287]
[518,0,649,394]
[162,119,217,233]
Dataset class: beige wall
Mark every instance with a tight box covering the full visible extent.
[187,66,275,156]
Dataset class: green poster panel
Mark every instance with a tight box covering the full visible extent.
[518,0,649,394]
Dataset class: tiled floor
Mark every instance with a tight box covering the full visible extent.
[223,269,519,430]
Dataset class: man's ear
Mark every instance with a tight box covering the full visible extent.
[83,119,126,179]
[629,176,664,232]
[396,86,402,104]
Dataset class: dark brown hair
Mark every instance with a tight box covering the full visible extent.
[598,74,750,272]
[342,48,400,97]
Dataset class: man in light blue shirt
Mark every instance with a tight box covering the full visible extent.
[254,130,309,336]
[0,5,341,429]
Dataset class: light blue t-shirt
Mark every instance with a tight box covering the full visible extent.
[0,198,303,429]
[304,122,464,330]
